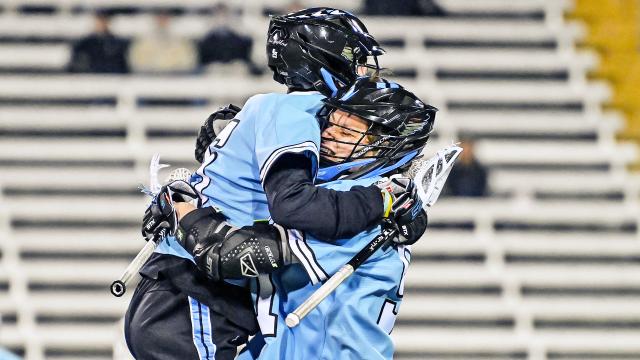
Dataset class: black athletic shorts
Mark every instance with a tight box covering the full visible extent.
[124,253,258,360]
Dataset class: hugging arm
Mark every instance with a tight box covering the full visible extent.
[264,153,383,241]
[175,202,428,282]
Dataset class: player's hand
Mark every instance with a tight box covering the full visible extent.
[394,208,428,245]
[141,180,200,243]
[376,175,422,226]
[195,104,242,163]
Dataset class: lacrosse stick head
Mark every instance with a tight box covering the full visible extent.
[406,145,462,208]
[165,167,193,183]
[148,153,169,195]
[141,154,192,197]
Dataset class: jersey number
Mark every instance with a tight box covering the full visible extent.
[376,245,411,334]
[193,119,240,203]
[211,119,239,148]
[255,275,278,337]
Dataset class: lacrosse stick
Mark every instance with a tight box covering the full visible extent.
[110,155,191,297]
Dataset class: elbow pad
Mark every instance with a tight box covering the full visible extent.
[178,209,293,281]
[176,207,236,281]
[218,223,292,279]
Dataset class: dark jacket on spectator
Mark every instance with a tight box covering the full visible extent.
[68,33,130,73]
[445,159,488,197]
[198,27,252,65]
[364,0,445,16]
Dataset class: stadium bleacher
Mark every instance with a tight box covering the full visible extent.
[0,0,639,359]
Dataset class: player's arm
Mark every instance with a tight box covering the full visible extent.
[173,197,428,282]
[140,175,426,282]
[263,153,383,240]
[175,207,292,281]
[264,154,421,241]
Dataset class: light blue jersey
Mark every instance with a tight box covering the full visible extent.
[241,177,411,360]
[155,91,325,259]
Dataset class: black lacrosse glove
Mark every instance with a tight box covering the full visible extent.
[394,208,428,245]
[195,104,242,163]
[377,175,422,224]
[141,180,200,243]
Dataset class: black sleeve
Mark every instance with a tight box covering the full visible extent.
[263,153,383,241]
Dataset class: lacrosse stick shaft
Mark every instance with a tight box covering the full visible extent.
[286,225,397,327]
[110,240,157,297]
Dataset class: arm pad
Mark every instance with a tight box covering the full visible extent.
[177,208,292,281]
[219,223,292,279]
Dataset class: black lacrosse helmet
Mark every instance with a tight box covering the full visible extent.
[267,7,384,97]
[316,78,436,182]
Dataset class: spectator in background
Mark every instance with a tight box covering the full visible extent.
[363,0,446,16]
[197,4,262,75]
[445,137,489,197]
[128,12,197,74]
[285,0,304,13]
[262,0,304,18]
[68,11,129,73]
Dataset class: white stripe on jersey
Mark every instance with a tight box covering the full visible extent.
[396,245,411,297]
[193,147,215,206]
[259,141,319,183]
[287,229,328,285]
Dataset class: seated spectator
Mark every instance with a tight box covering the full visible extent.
[68,11,129,73]
[445,137,489,197]
[364,0,446,16]
[264,0,304,16]
[285,0,304,14]
[198,4,262,75]
[128,12,197,74]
